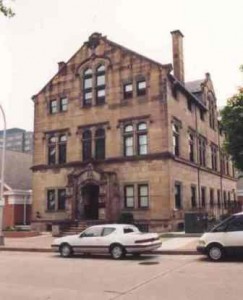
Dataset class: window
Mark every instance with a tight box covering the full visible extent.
[83,68,93,106]
[60,97,68,112]
[226,216,243,232]
[58,135,67,164]
[102,227,116,236]
[201,187,206,208]
[124,185,134,208]
[124,125,134,156]
[188,133,194,162]
[47,188,66,211]
[124,228,135,234]
[199,136,206,166]
[187,99,192,112]
[81,227,102,237]
[137,122,148,155]
[208,93,216,130]
[138,184,149,208]
[47,189,55,211]
[211,144,218,171]
[50,99,58,114]
[223,191,227,208]
[95,128,105,160]
[136,79,146,96]
[95,65,106,105]
[174,183,182,209]
[124,83,133,99]
[217,189,221,208]
[200,109,205,121]
[191,186,197,208]
[210,189,214,208]
[82,130,92,160]
[58,189,66,210]
[172,124,180,156]
[48,136,57,165]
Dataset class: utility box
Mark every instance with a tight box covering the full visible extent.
[184,212,207,234]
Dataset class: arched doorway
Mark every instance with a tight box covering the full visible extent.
[81,184,99,220]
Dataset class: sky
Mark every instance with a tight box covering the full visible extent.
[0,0,243,131]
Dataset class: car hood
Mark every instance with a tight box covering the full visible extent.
[53,234,79,245]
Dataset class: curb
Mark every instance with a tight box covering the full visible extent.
[0,247,199,255]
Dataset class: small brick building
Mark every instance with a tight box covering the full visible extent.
[1,150,32,228]
[31,30,237,232]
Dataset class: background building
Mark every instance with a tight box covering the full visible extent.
[31,31,238,233]
[0,150,32,228]
[0,128,33,153]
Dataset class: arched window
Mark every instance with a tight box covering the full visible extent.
[95,128,105,159]
[82,130,92,160]
[95,64,106,105]
[83,68,93,107]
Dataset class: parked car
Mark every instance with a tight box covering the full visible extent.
[197,212,243,261]
[52,224,161,259]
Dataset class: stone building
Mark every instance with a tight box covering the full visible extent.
[31,30,237,232]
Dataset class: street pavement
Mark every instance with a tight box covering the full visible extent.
[0,251,243,300]
[0,232,199,253]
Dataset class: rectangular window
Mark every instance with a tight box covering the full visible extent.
[172,124,180,156]
[138,184,149,208]
[199,136,206,166]
[188,133,194,162]
[84,91,92,106]
[191,186,197,208]
[124,185,134,208]
[97,74,105,86]
[58,136,67,164]
[201,187,206,208]
[84,77,92,89]
[200,109,205,121]
[187,99,192,112]
[211,144,218,171]
[60,97,68,112]
[210,189,214,208]
[175,183,182,209]
[138,133,148,155]
[124,83,133,99]
[223,191,227,208]
[58,189,66,210]
[217,189,221,208]
[47,189,55,211]
[137,80,146,96]
[96,88,105,105]
[124,136,133,156]
[50,99,58,114]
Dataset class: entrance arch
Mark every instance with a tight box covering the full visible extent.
[81,184,99,220]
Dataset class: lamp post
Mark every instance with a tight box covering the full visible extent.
[0,104,6,245]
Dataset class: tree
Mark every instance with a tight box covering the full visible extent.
[0,0,15,17]
[221,80,243,172]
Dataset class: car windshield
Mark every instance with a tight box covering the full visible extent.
[211,215,235,232]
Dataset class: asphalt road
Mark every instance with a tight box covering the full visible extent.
[0,252,243,300]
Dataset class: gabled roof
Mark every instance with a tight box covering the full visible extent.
[33,33,172,99]
[185,79,204,94]
[0,149,32,190]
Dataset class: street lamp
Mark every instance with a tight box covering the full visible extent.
[0,104,6,245]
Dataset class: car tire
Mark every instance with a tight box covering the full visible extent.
[60,243,73,258]
[110,244,125,260]
[207,244,224,262]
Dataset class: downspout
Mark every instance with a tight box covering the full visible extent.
[195,106,201,208]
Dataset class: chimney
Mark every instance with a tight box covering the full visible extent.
[58,61,66,71]
[171,30,184,82]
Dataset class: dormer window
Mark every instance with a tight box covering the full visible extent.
[136,79,146,96]
[124,83,133,99]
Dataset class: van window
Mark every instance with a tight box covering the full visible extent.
[226,216,243,232]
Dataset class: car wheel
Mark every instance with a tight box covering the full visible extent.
[207,244,224,261]
[60,243,73,258]
[110,244,125,260]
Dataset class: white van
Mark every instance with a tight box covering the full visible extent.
[197,212,243,261]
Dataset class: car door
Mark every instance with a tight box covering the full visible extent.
[223,215,243,255]
[74,226,102,254]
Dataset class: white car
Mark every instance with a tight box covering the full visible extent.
[197,212,243,261]
[52,224,162,259]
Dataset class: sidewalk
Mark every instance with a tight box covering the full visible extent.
[0,233,200,255]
